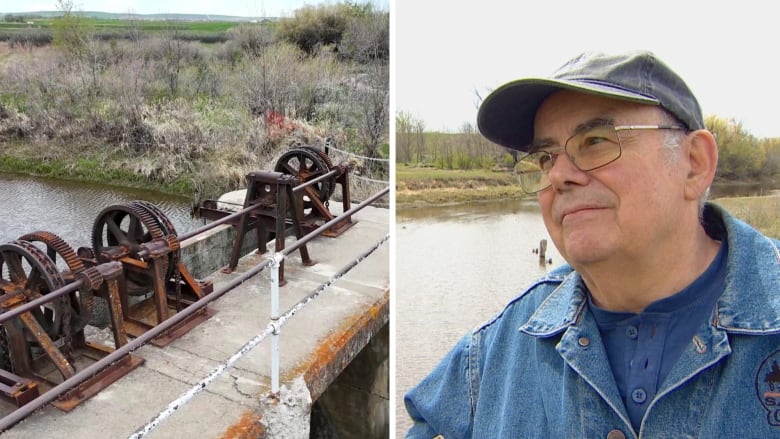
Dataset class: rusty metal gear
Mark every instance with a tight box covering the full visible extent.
[0,240,68,339]
[92,202,167,295]
[92,202,164,256]
[18,231,85,279]
[304,146,337,201]
[74,266,103,292]
[18,231,94,329]
[131,200,177,236]
[130,200,180,278]
[274,147,335,207]
[304,145,334,169]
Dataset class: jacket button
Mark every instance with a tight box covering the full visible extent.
[578,337,590,347]
[606,430,626,439]
[631,387,647,403]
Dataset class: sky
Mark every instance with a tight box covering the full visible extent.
[1,0,388,18]
[395,1,780,138]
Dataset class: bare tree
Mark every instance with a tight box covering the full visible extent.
[353,62,389,167]
[414,118,426,164]
[160,25,186,96]
[53,0,102,94]
[395,111,415,163]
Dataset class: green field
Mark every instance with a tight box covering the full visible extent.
[1,18,240,31]
[0,13,255,43]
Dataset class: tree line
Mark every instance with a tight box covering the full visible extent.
[396,111,780,181]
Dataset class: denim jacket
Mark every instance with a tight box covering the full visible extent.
[405,204,780,438]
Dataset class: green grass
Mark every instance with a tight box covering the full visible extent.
[0,18,242,43]
[0,153,194,196]
[0,19,239,32]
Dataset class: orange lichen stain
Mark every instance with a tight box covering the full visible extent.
[284,295,389,400]
[220,411,265,439]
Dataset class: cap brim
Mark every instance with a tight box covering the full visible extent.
[477,78,660,151]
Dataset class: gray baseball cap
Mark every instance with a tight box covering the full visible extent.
[476,50,704,151]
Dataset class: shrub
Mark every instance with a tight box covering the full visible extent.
[277,4,349,54]
[338,12,388,63]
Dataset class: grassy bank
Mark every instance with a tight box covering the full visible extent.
[396,165,525,206]
[0,6,389,202]
[0,140,198,194]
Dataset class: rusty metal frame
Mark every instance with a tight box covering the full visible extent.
[224,171,313,282]
[0,185,388,433]
[292,163,357,238]
[0,262,144,411]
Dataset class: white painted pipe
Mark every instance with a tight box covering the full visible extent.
[270,252,285,394]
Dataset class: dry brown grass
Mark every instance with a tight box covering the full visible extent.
[0,34,387,201]
[712,194,780,239]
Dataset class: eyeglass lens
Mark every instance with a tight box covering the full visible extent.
[514,123,622,193]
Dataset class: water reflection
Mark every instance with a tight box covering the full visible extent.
[0,173,202,248]
[395,199,562,437]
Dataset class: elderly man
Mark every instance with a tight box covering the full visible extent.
[404,51,780,438]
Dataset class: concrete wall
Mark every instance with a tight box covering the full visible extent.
[180,224,260,279]
[311,324,389,438]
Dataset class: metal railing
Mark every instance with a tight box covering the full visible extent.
[130,186,389,437]
[0,186,389,435]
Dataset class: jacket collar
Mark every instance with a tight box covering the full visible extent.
[520,203,780,337]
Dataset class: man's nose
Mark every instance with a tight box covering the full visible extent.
[547,152,590,190]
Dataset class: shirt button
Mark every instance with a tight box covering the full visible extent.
[606,430,626,439]
[631,387,647,404]
[625,326,638,339]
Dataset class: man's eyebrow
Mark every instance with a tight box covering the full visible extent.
[528,116,616,152]
[527,138,556,152]
[573,116,615,134]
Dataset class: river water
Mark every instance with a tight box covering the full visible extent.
[395,199,563,436]
[0,172,202,249]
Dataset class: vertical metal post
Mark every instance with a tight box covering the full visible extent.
[270,252,284,394]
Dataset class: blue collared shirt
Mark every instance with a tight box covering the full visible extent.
[590,240,728,430]
[405,203,780,438]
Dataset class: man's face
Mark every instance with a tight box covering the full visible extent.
[533,90,690,269]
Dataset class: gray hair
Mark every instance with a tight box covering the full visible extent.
[658,110,711,216]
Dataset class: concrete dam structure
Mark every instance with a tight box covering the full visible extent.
[0,153,390,438]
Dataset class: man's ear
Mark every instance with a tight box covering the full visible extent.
[684,129,719,201]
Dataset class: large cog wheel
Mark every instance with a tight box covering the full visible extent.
[92,202,167,295]
[274,147,335,208]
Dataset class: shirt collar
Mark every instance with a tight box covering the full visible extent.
[519,203,780,336]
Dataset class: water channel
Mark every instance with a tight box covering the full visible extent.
[394,183,779,437]
[0,172,202,248]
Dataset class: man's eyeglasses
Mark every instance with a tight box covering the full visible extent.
[515,123,686,194]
